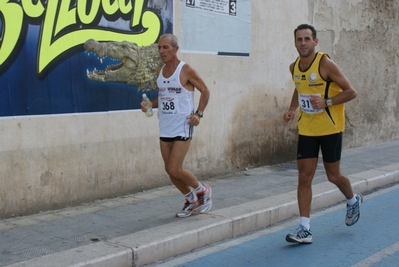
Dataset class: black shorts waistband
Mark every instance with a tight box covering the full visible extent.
[160,136,191,142]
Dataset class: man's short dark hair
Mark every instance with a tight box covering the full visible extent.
[294,24,317,39]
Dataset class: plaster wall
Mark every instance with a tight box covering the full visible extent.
[1,0,398,218]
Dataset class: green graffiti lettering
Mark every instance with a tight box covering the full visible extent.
[102,0,119,14]
[0,0,162,74]
[119,0,133,15]
[21,0,44,18]
[77,0,101,25]
[132,0,144,27]
[55,0,76,36]
[38,0,160,73]
[0,1,24,66]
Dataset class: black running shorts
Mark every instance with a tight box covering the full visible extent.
[297,132,343,163]
[160,136,191,142]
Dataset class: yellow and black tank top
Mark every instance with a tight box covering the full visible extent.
[293,52,345,136]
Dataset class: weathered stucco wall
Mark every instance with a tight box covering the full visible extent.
[1,0,398,218]
[309,0,399,146]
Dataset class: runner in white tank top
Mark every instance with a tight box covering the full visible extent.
[157,61,195,139]
[140,34,211,218]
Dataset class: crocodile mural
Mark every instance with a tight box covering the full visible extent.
[84,39,163,92]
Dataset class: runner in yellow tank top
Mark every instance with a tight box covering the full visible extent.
[293,52,345,136]
[282,24,362,244]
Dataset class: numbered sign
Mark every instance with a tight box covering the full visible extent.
[187,0,237,16]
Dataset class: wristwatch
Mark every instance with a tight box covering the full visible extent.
[325,99,333,107]
[195,110,203,118]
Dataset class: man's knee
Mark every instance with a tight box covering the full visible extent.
[326,173,346,185]
[298,173,314,187]
[298,165,317,185]
[165,164,181,178]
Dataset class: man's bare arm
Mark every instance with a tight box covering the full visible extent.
[184,64,210,112]
[321,57,357,105]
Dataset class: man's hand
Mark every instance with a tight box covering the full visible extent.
[283,110,295,122]
[309,95,326,109]
[140,101,151,113]
[187,114,201,126]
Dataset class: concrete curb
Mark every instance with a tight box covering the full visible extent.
[7,163,399,267]
[6,242,133,267]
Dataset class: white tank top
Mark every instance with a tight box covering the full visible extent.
[157,61,195,138]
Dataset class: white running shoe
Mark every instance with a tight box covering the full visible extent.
[196,184,212,213]
[176,199,200,218]
[286,225,313,244]
[346,193,363,226]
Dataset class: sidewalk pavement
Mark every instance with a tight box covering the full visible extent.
[1,140,399,267]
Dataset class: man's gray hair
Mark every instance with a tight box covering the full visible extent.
[160,33,178,47]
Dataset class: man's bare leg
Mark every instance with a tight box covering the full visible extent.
[323,161,354,199]
[285,157,317,243]
[160,140,206,217]
[297,158,318,218]
[160,140,199,194]
[324,160,362,226]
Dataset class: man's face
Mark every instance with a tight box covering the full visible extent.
[158,36,178,63]
[295,29,318,57]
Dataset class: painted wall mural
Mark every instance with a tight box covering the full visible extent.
[0,0,173,117]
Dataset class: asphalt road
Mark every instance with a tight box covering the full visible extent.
[152,183,399,267]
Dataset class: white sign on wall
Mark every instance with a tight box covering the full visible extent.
[181,0,250,56]
[186,0,237,16]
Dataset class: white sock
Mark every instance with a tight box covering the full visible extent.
[194,183,205,193]
[300,217,310,230]
[184,190,198,203]
[347,195,357,206]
